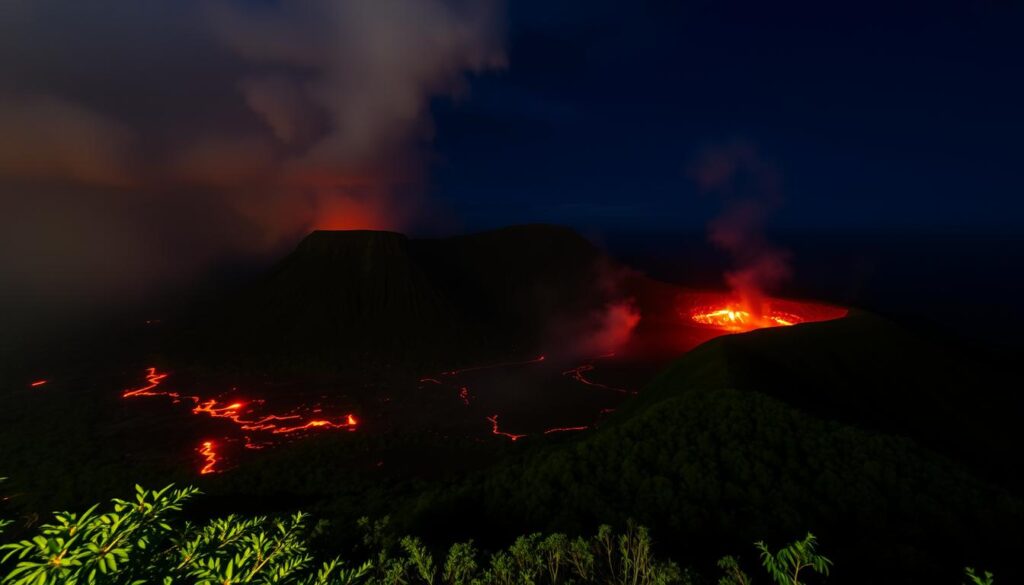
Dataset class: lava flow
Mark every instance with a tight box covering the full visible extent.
[29,380,48,388]
[683,291,847,333]
[441,355,546,376]
[690,306,799,331]
[486,415,526,441]
[198,441,219,475]
[561,363,635,395]
[543,425,590,435]
[122,367,359,474]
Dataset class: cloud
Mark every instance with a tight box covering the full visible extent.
[211,0,505,168]
[0,0,506,336]
[0,95,134,186]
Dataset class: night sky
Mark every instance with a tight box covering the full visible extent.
[430,0,1024,233]
[2,0,1023,340]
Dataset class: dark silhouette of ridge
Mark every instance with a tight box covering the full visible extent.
[626,309,1024,491]
[174,224,628,370]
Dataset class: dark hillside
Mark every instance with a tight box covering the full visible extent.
[633,311,1024,490]
[172,225,626,371]
[402,315,1024,584]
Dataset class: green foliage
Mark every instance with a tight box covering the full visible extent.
[0,484,999,585]
[442,541,477,585]
[0,479,10,537]
[755,533,832,585]
[964,567,995,585]
[716,556,750,585]
[0,485,369,585]
[355,519,682,585]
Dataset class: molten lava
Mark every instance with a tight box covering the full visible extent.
[683,291,847,333]
[29,380,48,388]
[198,441,219,475]
[442,355,546,376]
[486,415,526,441]
[689,305,799,331]
[561,363,635,395]
[543,425,590,435]
[122,368,358,474]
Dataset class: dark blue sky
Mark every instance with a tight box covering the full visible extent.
[429,0,1024,233]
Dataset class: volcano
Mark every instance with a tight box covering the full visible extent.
[176,225,627,370]
[93,224,854,474]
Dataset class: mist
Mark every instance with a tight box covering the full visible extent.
[0,0,505,343]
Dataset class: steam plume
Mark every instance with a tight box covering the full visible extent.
[691,142,791,314]
[0,0,505,338]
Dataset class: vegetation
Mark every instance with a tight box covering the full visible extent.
[0,483,996,585]
[405,385,1021,582]
[2,313,1019,583]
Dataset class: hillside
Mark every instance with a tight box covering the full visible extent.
[631,310,1024,489]
[173,225,624,371]
[395,314,1024,584]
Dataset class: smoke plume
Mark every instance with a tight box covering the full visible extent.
[691,142,792,314]
[0,0,505,339]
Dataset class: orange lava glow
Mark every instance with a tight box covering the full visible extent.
[123,368,175,399]
[543,425,590,435]
[420,354,608,442]
[485,415,590,441]
[442,355,546,376]
[486,415,526,441]
[29,380,48,388]
[689,306,799,331]
[122,368,358,474]
[198,441,219,475]
[561,364,635,395]
[683,291,847,333]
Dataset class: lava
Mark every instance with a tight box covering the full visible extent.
[123,368,179,400]
[442,355,546,376]
[268,414,358,434]
[29,380,48,388]
[485,414,590,441]
[689,306,799,331]
[543,425,590,435]
[486,415,526,441]
[122,368,359,474]
[683,291,847,334]
[562,364,635,395]
[198,441,219,475]
[458,386,471,405]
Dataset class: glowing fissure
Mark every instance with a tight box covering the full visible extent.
[485,414,591,442]
[122,368,358,474]
[561,364,635,395]
[441,355,546,376]
[422,355,614,442]
[485,415,526,441]
[198,441,219,475]
[543,425,590,435]
[29,380,48,388]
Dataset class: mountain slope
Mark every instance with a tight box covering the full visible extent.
[174,225,626,370]
[401,315,1024,584]
[630,310,1023,489]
